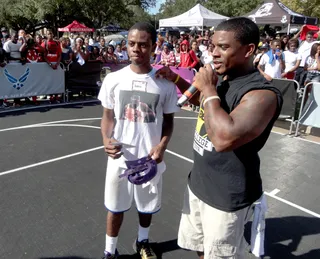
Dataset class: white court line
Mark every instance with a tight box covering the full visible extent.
[0,146,104,177]
[265,191,320,218]
[33,124,101,130]
[268,188,280,196]
[0,118,320,218]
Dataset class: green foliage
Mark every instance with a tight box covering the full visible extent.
[281,0,320,19]
[0,0,155,33]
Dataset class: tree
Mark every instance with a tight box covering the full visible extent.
[281,0,320,19]
[0,0,156,33]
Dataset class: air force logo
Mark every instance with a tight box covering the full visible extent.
[4,68,30,90]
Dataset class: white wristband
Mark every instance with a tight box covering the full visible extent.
[203,96,220,106]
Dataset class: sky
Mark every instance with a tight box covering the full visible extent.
[148,0,165,14]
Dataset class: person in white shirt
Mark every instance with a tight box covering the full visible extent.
[114,43,128,63]
[200,42,213,65]
[282,39,302,79]
[258,39,285,81]
[253,43,269,67]
[3,31,22,63]
[98,22,180,259]
[304,43,320,85]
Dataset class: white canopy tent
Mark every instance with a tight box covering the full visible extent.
[159,4,228,29]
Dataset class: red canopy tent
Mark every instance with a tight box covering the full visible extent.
[58,20,94,32]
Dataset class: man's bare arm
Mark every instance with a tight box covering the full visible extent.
[101,107,115,141]
[204,90,277,152]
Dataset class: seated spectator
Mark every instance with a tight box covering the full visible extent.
[282,39,301,79]
[177,39,198,69]
[60,37,73,65]
[158,43,175,66]
[3,31,22,63]
[258,39,285,81]
[103,44,118,64]
[304,43,320,84]
[115,44,128,63]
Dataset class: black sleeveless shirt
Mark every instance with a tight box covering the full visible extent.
[189,71,283,212]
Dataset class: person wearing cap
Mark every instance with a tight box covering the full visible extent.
[1,27,8,45]
[253,42,269,67]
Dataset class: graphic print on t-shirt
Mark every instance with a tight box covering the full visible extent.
[119,90,159,123]
[193,101,214,156]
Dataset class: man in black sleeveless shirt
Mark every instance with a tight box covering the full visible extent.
[156,17,283,259]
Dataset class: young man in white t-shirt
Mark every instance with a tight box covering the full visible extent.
[258,39,285,81]
[98,22,180,259]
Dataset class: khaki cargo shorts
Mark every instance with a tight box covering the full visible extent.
[178,186,254,259]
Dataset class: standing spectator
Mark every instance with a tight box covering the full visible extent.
[153,37,164,64]
[121,39,127,51]
[174,43,181,65]
[84,37,93,53]
[90,46,101,61]
[253,43,269,68]
[41,30,62,103]
[295,28,317,85]
[102,44,118,64]
[304,43,320,84]
[73,38,89,65]
[1,27,8,45]
[158,43,176,66]
[60,37,73,65]
[177,40,198,69]
[3,31,22,63]
[200,42,214,66]
[115,44,128,63]
[258,39,285,81]
[190,40,202,69]
[282,39,302,79]
[0,44,8,108]
[99,37,107,54]
[281,35,289,51]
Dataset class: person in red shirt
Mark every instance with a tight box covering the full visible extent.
[177,39,198,69]
[41,30,61,69]
[41,30,62,103]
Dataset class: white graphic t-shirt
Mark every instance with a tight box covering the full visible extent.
[98,65,180,167]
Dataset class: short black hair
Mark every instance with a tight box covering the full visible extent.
[129,22,157,45]
[307,31,315,37]
[216,17,260,52]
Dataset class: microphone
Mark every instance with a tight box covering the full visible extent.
[177,85,198,107]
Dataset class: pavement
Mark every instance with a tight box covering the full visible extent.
[0,104,320,259]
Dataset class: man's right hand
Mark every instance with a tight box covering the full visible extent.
[103,138,123,159]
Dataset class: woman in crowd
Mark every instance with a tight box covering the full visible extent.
[190,40,201,70]
[90,46,101,61]
[121,39,127,51]
[304,43,320,84]
[282,39,301,79]
[153,37,163,64]
[115,43,128,63]
[103,44,118,64]
[158,43,176,66]
[281,35,289,51]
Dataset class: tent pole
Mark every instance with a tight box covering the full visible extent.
[287,23,291,35]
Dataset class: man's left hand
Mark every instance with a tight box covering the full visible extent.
[193,64,218,96]
[148,143,166,164]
